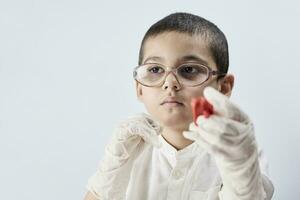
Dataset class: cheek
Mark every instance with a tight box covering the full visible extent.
[184,87,205,103]
[142,88,160,107]
[183,80,218,100]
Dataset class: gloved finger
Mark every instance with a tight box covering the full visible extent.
[183,129,238,162]
[135,130,162,148]
[115,113,162,148]
[122,122,161,148]
[195,115,249,137]
[188,118,255,155]
[127,112,162,134]
[183,130,230,157]
[111,126,135,142]
[189,121,239,151]
[203,87,250,123]
[183,130,214,154]
[199,127,254,160]
[121,136,143,156]
[136,113,162,148]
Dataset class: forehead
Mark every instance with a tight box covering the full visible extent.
[142,31,217,69]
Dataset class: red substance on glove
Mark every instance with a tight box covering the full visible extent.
[191,97,214,126]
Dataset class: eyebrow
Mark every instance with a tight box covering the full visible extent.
[143,56,164,64]
[143,55,209,66]
[180,55,209,66]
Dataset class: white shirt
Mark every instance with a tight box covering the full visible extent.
[87,133,274,200]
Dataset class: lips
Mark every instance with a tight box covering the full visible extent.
[161,97,184,105]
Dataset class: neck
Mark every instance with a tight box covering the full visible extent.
[161,126,194,151]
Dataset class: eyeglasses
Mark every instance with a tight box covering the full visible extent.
[133,62,226,87]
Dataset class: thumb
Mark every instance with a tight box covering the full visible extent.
[204,86,250,123]
[183,131,199,141]
[139,132,162,148]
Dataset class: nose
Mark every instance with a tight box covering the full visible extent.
[162,72,181,91]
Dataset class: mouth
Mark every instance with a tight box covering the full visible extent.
[161,101,184,106]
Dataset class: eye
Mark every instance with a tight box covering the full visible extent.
[148,65,164,74]
[179,64,206,74]
[178,64,208,80]
[180,66,198,74]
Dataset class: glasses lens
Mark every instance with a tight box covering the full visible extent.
[133,63,209,86]
[134,63,166,86]
[177,64,209,86]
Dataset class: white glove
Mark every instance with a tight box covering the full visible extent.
[86,113,162,200]
[183,87,268,200]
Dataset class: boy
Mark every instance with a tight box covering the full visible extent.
[84,12,274,200]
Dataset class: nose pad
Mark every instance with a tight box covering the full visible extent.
[162,72,181,90]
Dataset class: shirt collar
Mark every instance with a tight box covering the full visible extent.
[158,134,204,160]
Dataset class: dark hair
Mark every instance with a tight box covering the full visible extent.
[138,12,229,76]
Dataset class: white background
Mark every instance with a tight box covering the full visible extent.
[0,0,299,199]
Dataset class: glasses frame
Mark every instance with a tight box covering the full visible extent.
[133,62,227,87]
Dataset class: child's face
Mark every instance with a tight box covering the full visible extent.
[136,31,232,131]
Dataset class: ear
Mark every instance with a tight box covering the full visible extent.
[135,81,143,102]
[217,74,234,97]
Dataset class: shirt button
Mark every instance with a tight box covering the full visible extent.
[173,170,182,179]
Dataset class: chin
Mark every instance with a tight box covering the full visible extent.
[159,113,191,129]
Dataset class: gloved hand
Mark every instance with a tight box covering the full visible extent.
[86,113,162,200]
[183,87,267,200]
